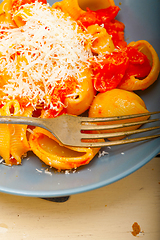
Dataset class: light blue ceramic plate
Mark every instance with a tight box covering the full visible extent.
[0,0,159,197]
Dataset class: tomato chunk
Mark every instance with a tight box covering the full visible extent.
[104,19,127,48]
[78,6,120,28]
[93,51,129,92]
[120,47,152,83]
[78,6,126,48]
[43,77,77,118]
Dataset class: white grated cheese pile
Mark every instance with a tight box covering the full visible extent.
[0,2,93,107]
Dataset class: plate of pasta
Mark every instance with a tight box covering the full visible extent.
[0,0,159,197]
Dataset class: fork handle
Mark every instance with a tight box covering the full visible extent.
[0,116,46,130]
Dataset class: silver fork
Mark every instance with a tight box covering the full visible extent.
[0,111,159,148]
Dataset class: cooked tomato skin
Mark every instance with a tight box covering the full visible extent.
[92,46,152,92]
[42,77,77,118]
[78,6,127,48]
[78,6,120,28]
[93,50,129,92]
[119,47,152,86]
[104,19,127,48]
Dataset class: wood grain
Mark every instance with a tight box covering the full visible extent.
[0,157,159,240]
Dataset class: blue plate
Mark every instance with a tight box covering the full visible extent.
[0,0,159,197]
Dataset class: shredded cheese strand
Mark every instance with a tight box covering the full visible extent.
[0,2,93,108]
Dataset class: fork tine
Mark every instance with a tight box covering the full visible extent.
[81,118,159,131]
[80,111,160,123]
[81,126,160,139]
[79,134,160,148]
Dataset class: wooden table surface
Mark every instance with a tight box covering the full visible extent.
[0,155,159,240]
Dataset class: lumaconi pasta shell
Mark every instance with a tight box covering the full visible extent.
[52,0,85,20]
[0,100,33,165]
[10,105,33,165]
[0,123,10,164]
[64,68,95,115]
[0,0,16,26]
[0,102,13,165]
[78,0,115,11]
[29,127,100,170]
[87,25,115,54]
[13,5,33,27]
[89,89,149,140]
[118,40,160,91]
[0,0,10,14]
[10,124,29,164]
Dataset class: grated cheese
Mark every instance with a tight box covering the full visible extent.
[0,2,93,108]
[98,150,109,158]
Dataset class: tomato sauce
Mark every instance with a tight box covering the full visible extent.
[43,77,77,118]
